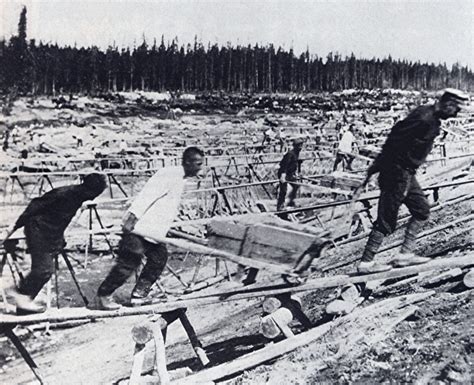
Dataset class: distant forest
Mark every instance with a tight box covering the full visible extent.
[1,7,473,95]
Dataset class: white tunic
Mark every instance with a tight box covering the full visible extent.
[338,131,355,153]
[128,166,185,242]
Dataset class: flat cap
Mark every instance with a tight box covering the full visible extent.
[292,136,305,145]
[440,88,470,103]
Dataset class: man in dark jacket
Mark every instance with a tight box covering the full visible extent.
[276,137,304,211]
[7,173,107,313]
[356,89,469,274]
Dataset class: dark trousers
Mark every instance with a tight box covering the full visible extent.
[333,152,354,171]
[18,224,63,299]
[374,167,430,235]
[98,233,168,297]
[276,181,299,210]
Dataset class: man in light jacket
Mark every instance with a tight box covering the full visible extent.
[96,147,204,309]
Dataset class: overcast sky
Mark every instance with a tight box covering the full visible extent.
[1,0,472,67]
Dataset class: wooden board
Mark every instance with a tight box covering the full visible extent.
[1,254,471,326]
[241,224,315,266]
[207,220,248,255]
[208,220,317,269]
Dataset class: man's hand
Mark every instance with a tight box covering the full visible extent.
[0,225,17,247]
[122,212,138,233]
[279,173,287,184]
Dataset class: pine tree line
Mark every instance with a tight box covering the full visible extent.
[1,7,472,96]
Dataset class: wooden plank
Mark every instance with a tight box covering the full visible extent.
[242,224,315,251]
[1,254,471,326]
[152,322,170,385]
[129,343,146,384]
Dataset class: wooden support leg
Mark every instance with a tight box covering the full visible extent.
[152,322,170,385]
[242,267,259,286]
[3,327,46,384]
[276,294,312,329]
[129,343,146,384]
[60,252,89,307]
[92,206,115,258]
[54,255,60,308]
[177,309,210,367]
[110,174,128,197]
[131,316,178,385]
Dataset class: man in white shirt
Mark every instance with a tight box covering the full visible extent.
[333,124,357,171]
[96,147,205,309]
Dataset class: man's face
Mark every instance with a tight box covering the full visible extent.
[293,143,303,152]
[438,100,462,119]
[183,153,204,177]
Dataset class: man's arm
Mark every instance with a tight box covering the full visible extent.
[278,153,290,183]
[13,193,57,230]
[127,171,169,218]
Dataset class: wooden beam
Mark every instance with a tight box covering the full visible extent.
[1,254,471,326]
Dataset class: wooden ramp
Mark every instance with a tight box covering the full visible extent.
[1,254,472,326]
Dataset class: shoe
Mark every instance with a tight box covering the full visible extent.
[130,296,153,307]
[96,295,122,310]
[357,260,392,274]
[325,299,362,316]
[8,289,46,314]
[391,253,431,268]
[130,291,167,307]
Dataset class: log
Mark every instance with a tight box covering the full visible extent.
[177,310,210,367]
[1,254,472,326]
[262,296,282,314]
[171,292,433,385]
[152,321,170,385]
[260,308,294,339]
[129,343,146,385]
[463,268,474,288]
[419,268,463,286]
[131,322,154,345]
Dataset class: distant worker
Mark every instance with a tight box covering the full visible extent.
[276,137,304,211]
[355,89,470,274]
[96,147,205,309]
[333,124,357,171]
[7,174,107,314]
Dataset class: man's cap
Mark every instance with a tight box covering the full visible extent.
[292,136,305,145]
[82,173,107,193]
[440,88,470,104]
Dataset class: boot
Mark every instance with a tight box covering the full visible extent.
[130,282,155,307]
[96,294,121,310]
[400,218,424,254]
[391,252,431,267]
[357,260,392,274]
[391,218,431,267]
[8,288,46,314]
[361,229,385,262]
[357,229,391,274]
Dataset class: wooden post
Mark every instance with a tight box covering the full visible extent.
[3,327,46,384]
[260,307,294,339]
[152,321,170,385]
[463,268,474,288]
[130,321,170,385]
[177,309,210,367]
[129,343,146,384]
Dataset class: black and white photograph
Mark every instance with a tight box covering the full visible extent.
[0,0,473,383]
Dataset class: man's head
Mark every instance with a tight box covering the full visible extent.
[82,173,107,199]
[436,88,470,120]
[182,146,205,178]
[292,137,304,152]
